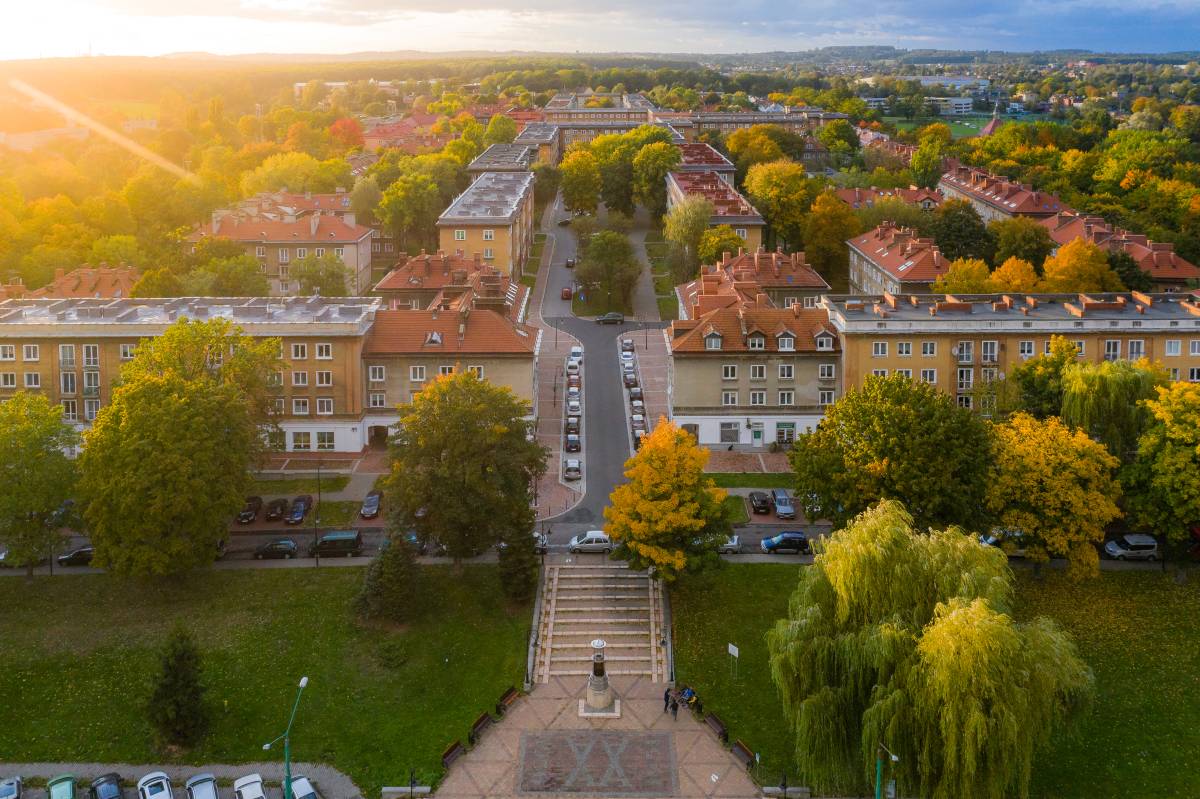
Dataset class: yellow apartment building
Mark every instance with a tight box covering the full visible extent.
[666,171,765,253]
[437,171,536,279]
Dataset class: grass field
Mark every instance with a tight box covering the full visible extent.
[0,567,530,795]
[250,475,351,496]
[572,290,632,317]
[656,295,678,321]
[884,113,1052,139]
[722,495,749,525]
[705,472,791,489]
[671,565,1200,797]
[312,500,359,527]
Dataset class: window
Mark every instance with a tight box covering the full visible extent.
[722,390,738,406]
[0,345,13,361]
[454,229,466,241]
[24,372,40,388]
[316,371,332,387]
[1191,368,1200,383]
[778,335,795,352]
[268,371,282,387]
[297,247,309,261]
[957,395,973,409]
[369,392,386,408]
[120,343,136,360]
[279,266,290,281]
[60,372,76,395]
[981,340,998,363]
[291,371,308,387]
[747,335,765,350]
[59,344,75,368]
[291,343,307,360]
[816,334,834,351]
[439,365,454,376]
[895,368,912,378]
[1166,340,1182,357]
[982,367,998,384]
[921,341,936,357]
[83,371,99,394]
[803,296,817,309]
[719,422,740,443]
[872,341,888,357]
[279,248,290,264]
[957,341,974,364]
[317,397,333,415]
[1169,368,1180,381]
[292,432,311,451]
[705,334,722,350]
[255,245,266,258]
[818,363,835,380]
[0,372,14,388]
[23,344,39,362]
[84,399,99,420]
[750,390,765,406]
[468,365,484,378]
[750,364,765,381]
[897,341,912,357]
[734,227,747,238]
[315,247,325,258]
[778,364,794,380]
[957,368,973,392]
[409,365,425,382]
[722,364,738,380]
[316,343,332,360]
[920,368,937,384]
[778,390,794,406]
[369,365,386,382]
[334,247,343,259]
[818,390,835,406]
[1104,339,1121,361]
[1074,341,1086,356]
[1128,339,1145,360]
[292,398,310,415]
[871,368,888,377]
[482,229,494,241]
[483,248,494,260]
[83,344,99,368]
[1191,340,1200,356]
[317,431,335,451]
[61,400,77,421]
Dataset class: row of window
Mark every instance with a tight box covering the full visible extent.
[871,339,1200,361]
[371,241,396,253]
[451,246,496,260]
[0,343,134,364]
[285,431,336,451]
[365,364,486,382]
[271,371,336,388]
[720,390,835,407]
[720,363,835,381]
[271,397,337,416]
[256,246,344,262]
[705,332,833,352]
[287,343,334,361]
[453,229,497,241]
[60,399,100,422]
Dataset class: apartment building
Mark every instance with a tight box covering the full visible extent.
[0,266,141,301]
[938,164,1071,222]
[542,92,657,125]
[466,143,537,177]
[675,248,829,319]
[667,305,840,447]
[824,291,1200,411]
[834,186,941,211]
[666,171,765,252]
[437,171,536,278]
[674,142,736,182]
[1039,211,1200,291]
[847,223,949,295]
[513,122,561,165]
[928,96,975,116]
[688,109,850,136]
[373,250,528,318]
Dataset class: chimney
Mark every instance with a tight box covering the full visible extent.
[309,214,319,237]
[54,267,66,281]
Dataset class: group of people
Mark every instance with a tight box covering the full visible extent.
[662,686,697,720]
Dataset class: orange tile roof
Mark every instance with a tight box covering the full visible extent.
[375,251,499,292]
[0,281,26,300]
[719,249,830,290]
[834,186,942,209]
[675,142,735,171]
[675,248,829,318]
[669,305,838,353]
[848,223,948,284]
[27,265,140,299]
[1039,211,1200,284]
[363,308,537,356]
[188,213,371,244]
[668,171,763,222]
[940,164,1070,217]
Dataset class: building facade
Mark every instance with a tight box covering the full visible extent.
[938,165,1071,223]
[666,171,765,252]
[437,171,536,278]
[847,223,949,295]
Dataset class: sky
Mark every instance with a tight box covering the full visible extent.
[2,0,1200,60]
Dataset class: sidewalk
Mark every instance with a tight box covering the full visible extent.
[628,205,661,323]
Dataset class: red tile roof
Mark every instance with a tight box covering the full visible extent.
[675,249,828,318]
[188,213,371,244]
[28,265,140,299]
[834,186,941,209]
[939,164,1071,218]
[363,308,537,356]
[675,142,735,170]
[669,305,838,353]
[668,171,763,222]
[848,223,948,284]
[1039,211,1200,285]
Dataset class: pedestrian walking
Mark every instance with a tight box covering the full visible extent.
[663,688,671,713]
[670,697,679,721]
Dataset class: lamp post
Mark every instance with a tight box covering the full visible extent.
[875,743,899,799]
[263,676,309,799]
[313,458,322,567]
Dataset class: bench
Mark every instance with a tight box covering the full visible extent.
[731,739,755,771]
[441,740,466,770]
[468,711,493,745]
[496,686,520,717]
[704,712,728,744]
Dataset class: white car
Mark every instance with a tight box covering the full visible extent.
[621,360,635,373]
[621,338,635,352]
[569,345,584,361]
[289,777,319,799]
[631,414,647,431]
[718,535,742,554]
[630,399,645,414]
[566,360,580,376]
[137,773,173,799]
[233,775,265,799]
[185,776,218,799]
[619,351,635,363]
[569,530,612,553]
[563,459,583,481]
[566,387,581,402]
[567,399,582,415]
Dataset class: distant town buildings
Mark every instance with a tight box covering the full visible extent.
[834,186,941,211]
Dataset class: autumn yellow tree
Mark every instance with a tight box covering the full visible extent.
[603,421,730,580]
[990,256,1040,293]
[932,258,994,293]
[987,413,1121,579]
[1039,238,1125,293]
[803,192,861,280]
[744,159,817,249]
[1125,382,1200,542]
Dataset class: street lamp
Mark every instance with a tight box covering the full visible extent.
[263,676,309,799]
[875,743,899,799]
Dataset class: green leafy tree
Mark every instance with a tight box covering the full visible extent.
[355,534,425,622]
[132,267,184,298]
[1126,382,1200,542]
[697,225,745,265]
[378,173,441,249]
[725,127,784,180]
[79,319,279,576]
[182,255,270,297]
[497,526,539,602]
[989,216,1055,269]
[790,375,994,530]
[240,152,351,195]
[0,393,78,575]
[631,141,682,217]
[1000,334,1081,419]
[349,175,383,225]
[1062,358,1170,460]
[147,626,208,748]
[663,195,714,275]
[908,138,944,188]
[559,149,601,214]
[931,258,994,293]
[576,230,641,311]
[291,252,349,296]
[533,163,562,206]
[483,114,518,146]
[89,234,146,267]
[767,500,1093,798]
[929,199,994,263]
[802,192,861,282]
[744,160,817,249]
[1107,250,1154,291]
[854,197,932,236]
[384,370,545,565]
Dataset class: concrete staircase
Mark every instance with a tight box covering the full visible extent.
[535,562,667,683]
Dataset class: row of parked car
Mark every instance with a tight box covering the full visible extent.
[238,490,383,525]
[0,773,317,799]
[254,530,365,559]
[620,338,650,450]
[563,345,585,482]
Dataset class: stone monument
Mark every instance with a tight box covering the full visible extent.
[578,638,621,718]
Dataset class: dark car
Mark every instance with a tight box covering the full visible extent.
[771,489,796,520]
[238,496,263,523]
[254,538,298,559]
[748,492,771,514]
[596,312,624,324]
[557,217,572,227]
[359,490,382,519]
[761,532,811,554]
[565,416,581,435]
[628,386,644,402]
[564,257,576,268]
[264,498,289,521]
[309,530,364,558]
[623,372,638,388]
[565,434,581,452]
[57,546,94,567]
[89,774,122,799]
[286,495,313,525]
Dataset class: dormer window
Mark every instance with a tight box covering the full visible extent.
[704,333,722,351]
[777,334,795,352]
[748,334,765,350]
[425,331,443,346]
[816,333,834,351]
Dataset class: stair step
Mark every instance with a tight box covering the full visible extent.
[548,669,654,676]
[553,606,651,612]
[550,654,652,663]
[552,617,651,624]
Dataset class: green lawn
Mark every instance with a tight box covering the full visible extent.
[656,295,679,321]
[672,565,1200,797]
[652,274,673,295]
[644,230,664,244]
[313,500,359,527]
[722,495,749,525]
[520,271,537,288]
[705,472,791,489]
[250,475,351,496]
[572,289,632,317]
[0,567,530,794]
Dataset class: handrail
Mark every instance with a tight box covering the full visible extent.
[524,555,547,691]
[661,577,676,688]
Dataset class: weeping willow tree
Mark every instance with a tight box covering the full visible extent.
[767,501,1093,798]
[1060,359,1168,460]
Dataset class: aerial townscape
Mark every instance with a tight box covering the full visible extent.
[3,5,1200,799]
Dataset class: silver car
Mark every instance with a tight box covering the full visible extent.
[185,776,218,799]
[569,530,612,553]
[137,773,173,799]
[718,535,741,554]
[563,459,582,481]
[1104,534,1159,561]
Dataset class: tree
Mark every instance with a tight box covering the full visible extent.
[767,500,1093,798]
[559,149,601,214]
[744,160,816,249]
[1039,238,1125,293]
[631,142,682,216]
[989,216,1055,269]
[240,152,351,195]
[790,375,994,531]
[725,127,784,179]
[568,214,598,259]
[533,163,561,206]
[79,319,279,576]
[931,258,994,293]
[929,199,993,263]
[908,138,944,188]
[483,114,518,146]
[988,413,1122,578]
[603,421,730,581]
[1107,250,1154,291]
[384,370,545,565]
[990,256,1040,293]
[291,252,349,296]
[90,234,146,267]
[497,526,539,601]
[329,117,364,149]
[132,267,184,298]
[182,255,270,297]
[1002,334,1082,419]
[697,225,745,265]
[349,175,383,225]
[802,192,861,281]
[576,230,641,311]
[0,393,78,575]
[147,626,208,748]
[1125,382,1200,542]
[663,195,713,273]
[854,196,932,236]
[1061,359,1169,460]
[355,533,424,623]
[378,173,441,249]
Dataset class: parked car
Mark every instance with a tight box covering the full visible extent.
[185,775,218,799]
[289,777,318,799]
[560,286,572,300]
[232,776,265,799]
[1104,533,1159,561]
[497,532,549,555]
[621,360,635,373]
[0,549,46,569]
[0,777,21,799]
[564,258,576,268]
[761,532,811,554]
[566,387,581,403]
[310,530,364,558]
[57,546,94,567]
[563,459,583,481]
[88,775,121,799]
[567,374,581,389]
[718,535,742,554]
[619,350,635,363]
[359,490,382,519]
[569,345,584,361]
[286,495,313,525]
[630,414,647,431]
[628,387,644,402]
[569,530,612,553]
[254,538,298,560]
[565,416,581,434]
[633,430,646,450]
[137,772,174,799]
[264,498,289,521]
[557,217,572,227]
[771,489,796,520]
[47,776,75,799]
[978,529,1028,558]
[747,492,771,514]
[623,372,639,388]
[238,496,263,523]
[565,433,581,452]
[567,399,582,416]
[596,312,624,324]
[566,360,580,376]
[630,399,645,415]
[621,338,635,352]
